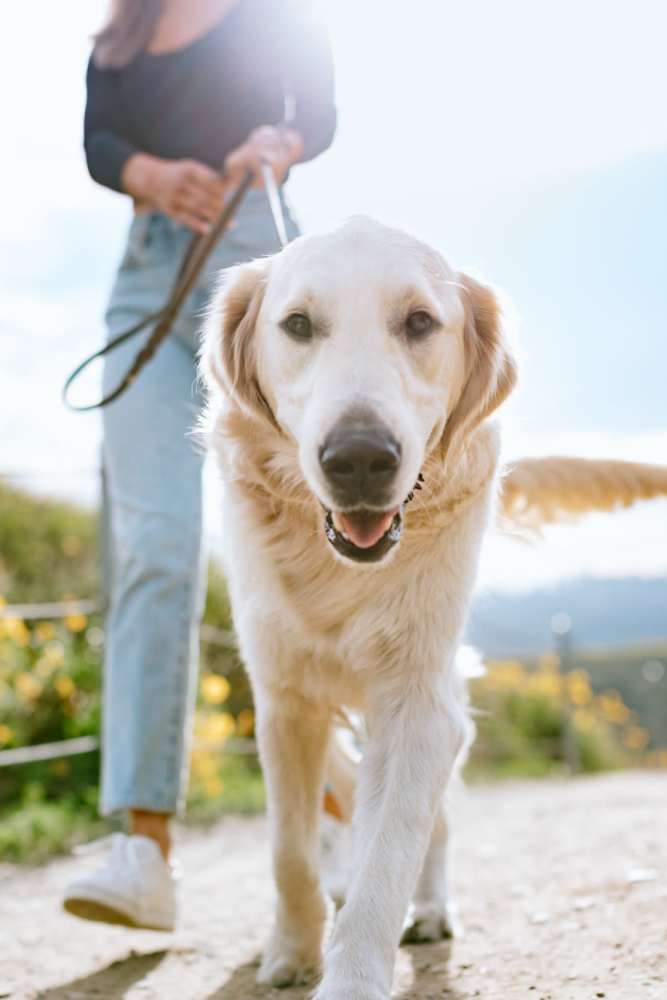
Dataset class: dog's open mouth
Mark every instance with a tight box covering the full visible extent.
[324,506,404,563]
[322,475,423,564]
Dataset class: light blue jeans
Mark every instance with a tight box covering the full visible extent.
[100,189,298,815]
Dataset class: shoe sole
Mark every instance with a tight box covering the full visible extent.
[63,897,173,932]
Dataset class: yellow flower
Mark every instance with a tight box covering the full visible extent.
[597,690,630,724]
[55,675,75,699]
[203,712,235,744]
[64,614,87,634]
[35,621,56,643]
[623,726,649,751]
[15,672,42,701]
[3,617,30,647]
[529,672,562,699]
[236,708,255,737]
[44,640,65,668]
[200,673,230,705]
[0,723,13,745]
[485,660,525,690]
[572,708,596,732]
[190,749,218,778]
[566,670,592,707]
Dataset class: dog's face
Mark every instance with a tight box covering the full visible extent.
[204,218,516,565]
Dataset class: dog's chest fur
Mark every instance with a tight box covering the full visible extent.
[216,415,501,702]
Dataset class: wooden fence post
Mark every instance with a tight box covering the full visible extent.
[551,612,581,774]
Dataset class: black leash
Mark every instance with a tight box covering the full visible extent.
[63,168,254,412]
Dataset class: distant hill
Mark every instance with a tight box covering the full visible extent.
[467,576,667,656]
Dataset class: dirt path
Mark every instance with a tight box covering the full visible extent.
[2,772,666,1000]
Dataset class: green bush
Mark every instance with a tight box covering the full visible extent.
[0,481,258,862]
[0,481,98,604]
[466,658,639,779]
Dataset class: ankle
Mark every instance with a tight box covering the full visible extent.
[130,809,172,861]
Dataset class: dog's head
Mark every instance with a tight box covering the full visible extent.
[203,217,516,566]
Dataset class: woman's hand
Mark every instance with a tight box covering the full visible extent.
[224,125,304,189]
[121,126,304,233]
[122,153,227,234]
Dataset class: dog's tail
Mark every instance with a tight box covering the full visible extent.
[499,456,667,530]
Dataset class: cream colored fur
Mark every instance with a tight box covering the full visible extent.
[200,217,666,999]
[500,455,667,530]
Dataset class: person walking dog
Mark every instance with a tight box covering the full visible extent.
[63,0,335,930]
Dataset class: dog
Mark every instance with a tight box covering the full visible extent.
[200,216,667,999]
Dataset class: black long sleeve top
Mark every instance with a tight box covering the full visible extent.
[84,0,336,193]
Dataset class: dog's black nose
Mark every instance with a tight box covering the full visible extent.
[319,417,401,506]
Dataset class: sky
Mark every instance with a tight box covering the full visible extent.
[1,0,666,592]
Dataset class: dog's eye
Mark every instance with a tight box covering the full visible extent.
[282,313,313,341]
[406,310,434,338]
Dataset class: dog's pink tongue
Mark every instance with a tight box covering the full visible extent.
[337,509,396,549]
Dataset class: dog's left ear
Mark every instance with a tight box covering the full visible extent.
[201,257,278,428]
[440,273,517,461]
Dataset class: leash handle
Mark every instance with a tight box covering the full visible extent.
[63,169,254,412]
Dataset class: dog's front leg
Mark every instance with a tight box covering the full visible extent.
[255,689,331,988]
[402,801,456,942]
[314,687,466,1000]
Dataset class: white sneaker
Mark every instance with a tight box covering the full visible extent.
[62,833,177,931]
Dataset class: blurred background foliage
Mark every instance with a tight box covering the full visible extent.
[1,481,665,862]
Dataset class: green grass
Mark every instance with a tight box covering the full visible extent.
[0,790,114,864]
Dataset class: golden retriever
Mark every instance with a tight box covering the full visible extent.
[200,217,667,1000]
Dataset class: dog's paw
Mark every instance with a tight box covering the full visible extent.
[313,987,386,1000]
[401,901,457,944]
[257,946,320,989]
[313,985,387,1000]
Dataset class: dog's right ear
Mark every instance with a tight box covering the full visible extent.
[201,257,277,428]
